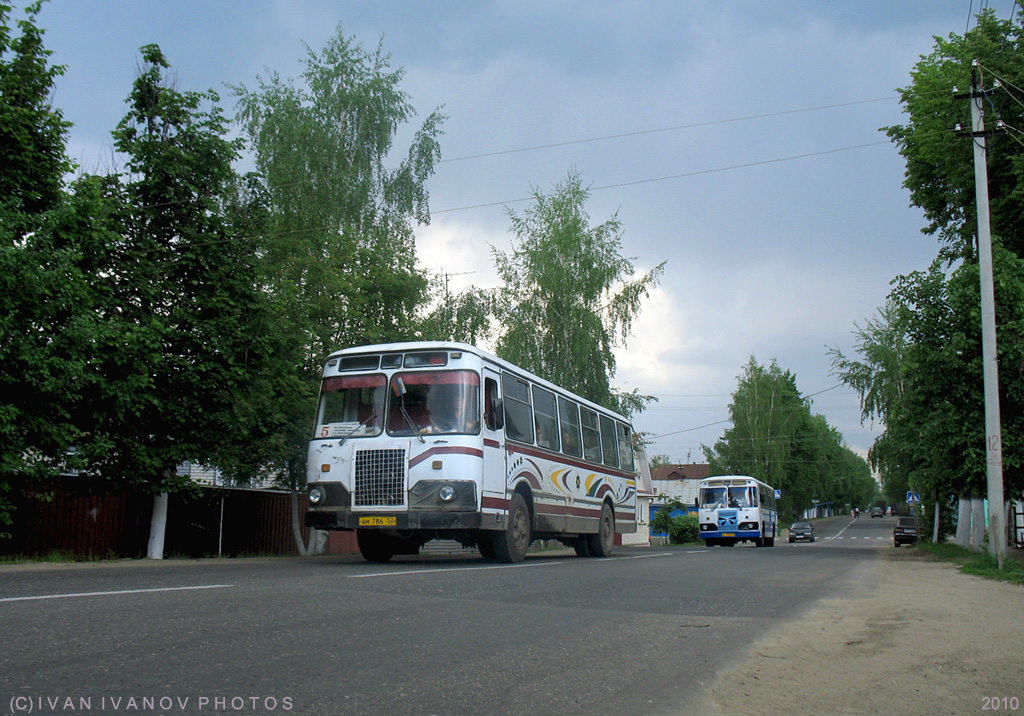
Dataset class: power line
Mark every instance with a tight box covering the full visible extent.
[439,96,901,164]
[433,140,892,214]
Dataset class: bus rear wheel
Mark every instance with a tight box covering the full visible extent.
[493,492,531,563]
[584,502,615,558]
[357,529,395,563]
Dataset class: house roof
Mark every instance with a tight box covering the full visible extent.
[650,463,709,482]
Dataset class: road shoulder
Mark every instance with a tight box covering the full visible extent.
[703,547,1024,716]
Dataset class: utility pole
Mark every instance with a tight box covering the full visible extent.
[958,61,1007,568]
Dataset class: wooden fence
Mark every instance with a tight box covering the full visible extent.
[0,476,355,559]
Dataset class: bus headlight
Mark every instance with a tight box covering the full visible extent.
[309,486,324,505]
[439,484,457,502]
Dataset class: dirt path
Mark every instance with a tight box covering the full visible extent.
[701,546,1024,716]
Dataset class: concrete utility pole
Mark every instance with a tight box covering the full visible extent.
[961,61,1007,568]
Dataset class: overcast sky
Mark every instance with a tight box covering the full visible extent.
[34,0,1015,464]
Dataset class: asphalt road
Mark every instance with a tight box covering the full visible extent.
[0,516,897,716]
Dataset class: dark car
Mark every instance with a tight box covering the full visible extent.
[788,521,815,543]
[893,516,919,547]
[871,507,883,518]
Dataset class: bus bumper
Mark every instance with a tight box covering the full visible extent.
[699,530,762,540]
[306,509,483,531]
[304,479,484,531]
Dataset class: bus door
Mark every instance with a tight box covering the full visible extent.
[480,367,506,512]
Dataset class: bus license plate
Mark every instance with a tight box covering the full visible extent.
[359,516,396,527]
[722,533,735,537]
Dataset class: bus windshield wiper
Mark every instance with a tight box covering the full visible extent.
[337,411,377,449]
[398,402,425,443]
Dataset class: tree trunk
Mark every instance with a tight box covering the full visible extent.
[147,491,169,559]
[956,496,971,548]
[290,485,310,557]
[970,495,986,551]
[932,493,940,543]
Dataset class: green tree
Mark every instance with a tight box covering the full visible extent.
[492,169,665,415]
[835,6,1024,546]
[0,1,69,224]
[232,27,445,552]
[832,254,1024,529]
[705,357,869,520]
[232,27,443,370]
[68,45,264,499]
[885,8,1024,260]
[0,0,76,535]
[417,273,493,345]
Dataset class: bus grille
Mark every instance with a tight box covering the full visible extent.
[354,449,407,507]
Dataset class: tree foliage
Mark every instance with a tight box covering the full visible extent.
[0,1,78,533]
[706,357,876,519]
[232,27,443,372]
[649,499,699,544]
[491,169,664,415]
[230,27,445,499]
[836,6,1024,521]
[60,44,266,489]
[832,253,1024,506]
[885,9,1024,261]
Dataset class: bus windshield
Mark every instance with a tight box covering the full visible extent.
[387,370,481,436]
[700,485,756,508]
[314,374,386,438]
[699,487,727,508]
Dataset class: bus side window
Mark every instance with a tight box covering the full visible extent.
[501,373,535,444]
[599,414,619,468]
[532,385,559,451]
[557,396,582,458]
[616,422,634,471]
[580,408,602,462]
[484,377,503,431]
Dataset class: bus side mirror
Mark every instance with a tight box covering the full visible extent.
[485,397,504,431]
[694,498,699,509]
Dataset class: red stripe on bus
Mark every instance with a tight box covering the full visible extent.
[408,446,484,469]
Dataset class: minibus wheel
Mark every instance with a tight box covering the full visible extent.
[357,529,395,563]
[493,492,531,563]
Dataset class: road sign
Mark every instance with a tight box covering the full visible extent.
[907,491,920,503]
[774,489,782,499]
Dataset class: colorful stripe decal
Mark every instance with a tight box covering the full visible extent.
[505,442,636,480]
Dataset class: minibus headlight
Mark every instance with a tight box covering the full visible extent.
[309,486,324,505]
[439,485,456,502]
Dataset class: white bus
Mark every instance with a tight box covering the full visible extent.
[304,341,639,563]
[696,475,778,547]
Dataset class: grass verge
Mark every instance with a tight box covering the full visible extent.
[917,542,1024,585]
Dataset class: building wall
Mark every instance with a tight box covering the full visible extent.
[651,479,701,507]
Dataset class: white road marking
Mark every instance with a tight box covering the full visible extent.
[0,584,233,603]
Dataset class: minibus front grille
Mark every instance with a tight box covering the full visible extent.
[354,448,407,507]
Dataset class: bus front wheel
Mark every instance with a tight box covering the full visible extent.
[493,492,531,563]
[357,529,395,563]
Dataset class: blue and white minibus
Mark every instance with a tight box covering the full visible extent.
[697,475,778,547]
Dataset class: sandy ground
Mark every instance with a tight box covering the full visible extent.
[701,546,1024,716]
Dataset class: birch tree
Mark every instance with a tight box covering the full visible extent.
[232,26,444,553]
[492,169,664,415]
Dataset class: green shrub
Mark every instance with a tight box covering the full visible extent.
[667,513,699,544]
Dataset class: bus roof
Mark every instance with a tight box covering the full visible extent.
[699,475,773,488]
[322,341,632,423]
